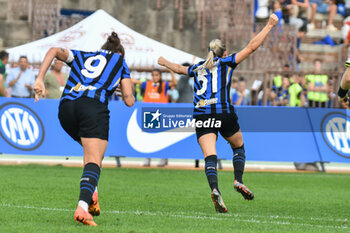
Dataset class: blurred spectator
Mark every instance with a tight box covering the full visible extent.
[176,62,194,103]
[256,0,269,21]
[0,51,9,97]
[0,73,5,97]
[6,56,35,98]
[133,68,177,103]
[296,25,307,70]
[308,0,338,31]
[341,16,350,45]
[134,77,147,102]
[327,79,337,107]
[230,76,238,97]
[306,59,329,107]
[290,0,310,17]
[0,51,9,75]
[258,87,277,106]
[345,0,350,17]
[281,0,307,30]
[232,77,250,105]
[44,59,68,99]
[337,0,346,16]
[288,74,306,106]
[273,1,283,28]
[168,86,179,103]
[279,77,291,106]
[272,64,290,92]
[273,73,291,106]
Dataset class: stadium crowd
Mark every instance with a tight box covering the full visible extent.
[257,0,349,32]
[2,1,350,109]
[0,49,347,109]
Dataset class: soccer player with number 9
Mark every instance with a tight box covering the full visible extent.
[158,14,279,213]
[33,32,135,226]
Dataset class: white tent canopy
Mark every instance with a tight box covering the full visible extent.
[7,9,202,69]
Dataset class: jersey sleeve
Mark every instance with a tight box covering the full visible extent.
[220,53,238,68]
[65,49,77,66]
[187,63,200,77]
[121,60,130,79]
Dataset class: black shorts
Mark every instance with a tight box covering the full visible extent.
[194,112,240,140]
[58,97,110,142]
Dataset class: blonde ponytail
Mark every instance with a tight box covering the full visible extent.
[202,39,226,70]
[203,50,215,69]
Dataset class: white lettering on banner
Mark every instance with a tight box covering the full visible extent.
[186,119,196,128]
[162,118,221,129]
[127,109,195,153]
[1,108,39,146]
[325,117,350,154]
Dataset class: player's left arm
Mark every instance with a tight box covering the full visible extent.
[34,48,70,102]
[338,68,350,102]
[158,57,188,75]
[235,14,279,64]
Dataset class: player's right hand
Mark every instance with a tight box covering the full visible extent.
[33,80,46,102]
[268,14,279,27]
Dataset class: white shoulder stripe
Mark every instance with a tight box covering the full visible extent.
[65,50,74,63]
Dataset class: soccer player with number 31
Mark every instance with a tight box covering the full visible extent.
[158,14,279,213]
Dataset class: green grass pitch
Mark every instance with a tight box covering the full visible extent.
[0,164,349,233]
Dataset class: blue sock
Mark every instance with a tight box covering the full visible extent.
[205,155,219,193]
[232,145,246,183]
[79,163,100,204]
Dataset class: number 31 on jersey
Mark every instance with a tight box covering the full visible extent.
[196,66,218,95]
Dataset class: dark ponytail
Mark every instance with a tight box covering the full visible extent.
[101,32,125,57]
[152,69,163,94]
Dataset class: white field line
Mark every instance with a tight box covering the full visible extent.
[0,203,348,230]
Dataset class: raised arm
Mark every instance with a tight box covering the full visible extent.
[158,57,188,75]
[34,47,70,102]
[235,14,279,64]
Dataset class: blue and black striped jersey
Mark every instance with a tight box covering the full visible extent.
[188,53,238,115]
[62,49,130,104]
